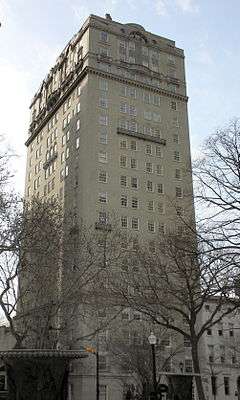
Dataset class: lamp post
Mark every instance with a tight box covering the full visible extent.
[148,332,157,400]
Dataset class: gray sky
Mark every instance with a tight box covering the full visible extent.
[1,0,240,193]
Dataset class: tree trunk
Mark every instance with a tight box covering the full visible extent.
[191,339,206,400]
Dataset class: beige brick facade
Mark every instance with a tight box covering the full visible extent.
[24,14,195,400]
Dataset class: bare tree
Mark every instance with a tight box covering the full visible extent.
[108,224,240,400]
[194,119,240,254]
[0,141,129,399]
[106,321,183,399]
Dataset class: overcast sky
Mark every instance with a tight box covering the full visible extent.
[1,0,240,193]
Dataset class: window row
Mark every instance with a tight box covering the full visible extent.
[119,157,165,176]
[98,64,178,93]
[98,80,179,110]
[120,216,166,233]
[98,172,183,196]
[118,118,179,134]
[98,192,165,213]
[98,114,180,131]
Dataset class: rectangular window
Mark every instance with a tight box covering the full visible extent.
[173,115,179,126]
[176,206,183,216]
[121,216,128,228]
[99,192,107,203]
[65,165,69,177]
[176,187,183,198]
[99,115,108,126]
[156,146,162,157]
[129,41,135,51]
[119,41,126,49]
[131,177,138,189]
[100,131,107,144]
[100,31,108,42]
[99,79,108,91]
[76,102,81,113]
[157,183,164,194]
[168,54,176,65]
[147,180,153,192]
[120,155,127,168]
[99,211,108,224]
[148,221,155,233]
[99,47,109,57]
[77,85,81,96]
[128,120,137,132]
[224,377,230,395]
[121,195,128,207]
[153,113,161,123]
[98,171,107,183]
[120,139,127,149]
[99,355,107,371]
[120,175,127,187]
[159,223,165,235]
[147,200,154,211]
[131,217,139,230]
[173,133,179,143]
[99,384,108,400]
[174,151,180,161]
[131,158,137,169]
[184,337,191,348]
[131,197,138,209]
[144,111,152,120]
[129,105,137,116]
[99,98,108,108]
[157,202,164,214]
[143,92,151,104]
[153,94,160,106]
[156,165,163,175]
[128,87,137,98]
[185,359,193,373]
[146,144,152,155]
[120,102,128,113]
[146,162,153,173]
[130,140,137,151]
[120,85,127,97]
[99,151,108,163]
[175,169,181,179]
[171,101,177,110]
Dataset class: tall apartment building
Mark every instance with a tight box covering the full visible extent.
[24,13,195,400]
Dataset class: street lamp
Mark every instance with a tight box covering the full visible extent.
[148,332,157,400]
